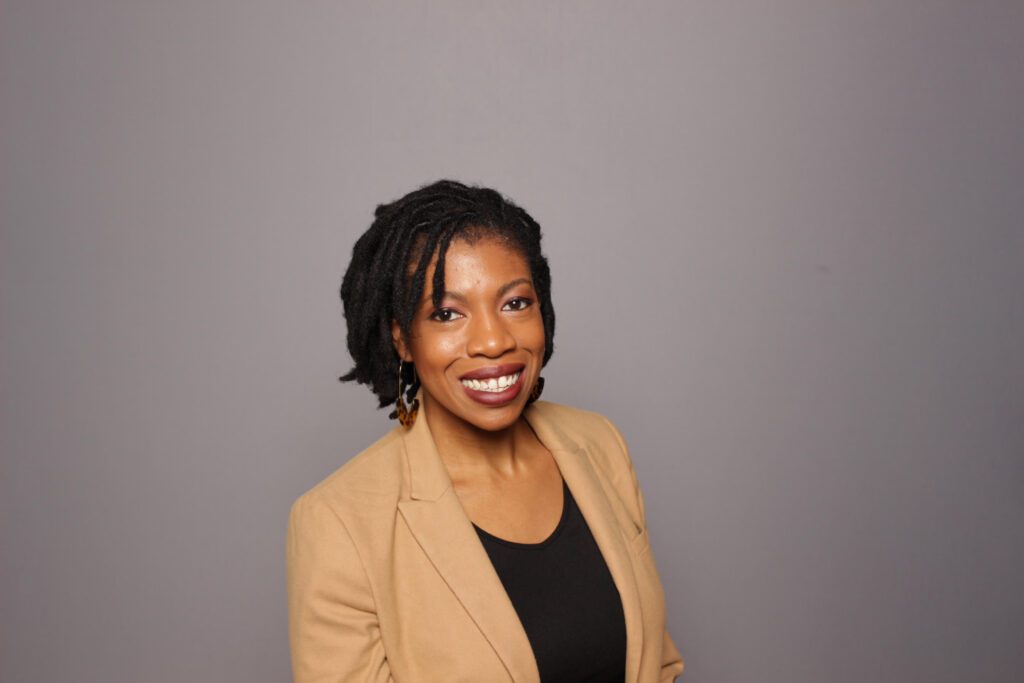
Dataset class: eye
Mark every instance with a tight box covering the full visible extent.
[503,297,533,311]
[429,308,464,323]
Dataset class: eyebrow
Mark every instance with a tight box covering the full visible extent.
[436,277,534,305]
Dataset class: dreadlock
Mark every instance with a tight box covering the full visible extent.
[339,179,556,413]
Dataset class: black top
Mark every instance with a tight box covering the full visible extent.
[472,479,628,682]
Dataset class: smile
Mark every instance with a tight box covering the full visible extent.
[458,363,526,407]
[459,371,522,393]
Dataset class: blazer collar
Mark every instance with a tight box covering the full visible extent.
[396,388,647,683]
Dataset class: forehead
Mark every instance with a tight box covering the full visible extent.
[410,235,532,296]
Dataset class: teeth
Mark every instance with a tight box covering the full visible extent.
[461,371,521,393]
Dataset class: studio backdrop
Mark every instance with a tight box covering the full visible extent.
[1,1,1021,681]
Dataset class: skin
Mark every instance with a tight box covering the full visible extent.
[391,235,565,543]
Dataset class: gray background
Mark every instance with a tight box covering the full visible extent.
[2,1,1021,681]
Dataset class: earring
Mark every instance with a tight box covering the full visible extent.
[526,376,545,404]
[391,360,420,428]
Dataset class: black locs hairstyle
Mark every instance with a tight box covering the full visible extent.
[338,179,556,413]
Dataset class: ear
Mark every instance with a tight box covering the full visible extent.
[391,319,413,362]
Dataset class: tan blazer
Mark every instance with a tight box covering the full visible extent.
[286,389,684,682]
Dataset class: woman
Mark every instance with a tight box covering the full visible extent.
[287,180,684,682]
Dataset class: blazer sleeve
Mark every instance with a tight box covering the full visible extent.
[600,415,686,682]
[286,492,392,683]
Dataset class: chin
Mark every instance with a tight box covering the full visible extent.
[473,411,522,431]
[450,401,519,431]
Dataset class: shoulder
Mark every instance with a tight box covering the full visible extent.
[288,425,406,534]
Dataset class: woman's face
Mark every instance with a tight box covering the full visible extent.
[392,235,546,432]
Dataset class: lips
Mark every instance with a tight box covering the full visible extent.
[458,362,526,380]
[459,364,526,407]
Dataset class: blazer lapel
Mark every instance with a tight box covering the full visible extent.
[397,390,644,683]
[523,401,646,683]
[397,390,540,682]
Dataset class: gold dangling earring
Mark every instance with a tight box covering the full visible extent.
[527,376,545,404]
[393,360,420,428]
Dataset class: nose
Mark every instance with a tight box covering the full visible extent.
[466,308,516,358]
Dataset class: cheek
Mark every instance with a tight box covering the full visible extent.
[518,318,547,351]
[410,329,461,369]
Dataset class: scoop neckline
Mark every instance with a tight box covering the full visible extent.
[472,479,570,550]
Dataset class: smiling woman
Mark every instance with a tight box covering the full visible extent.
[286,180,684,682]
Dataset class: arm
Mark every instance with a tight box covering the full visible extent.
[286,493,392,682]
[660,629,685,682]
[600,415,686,681]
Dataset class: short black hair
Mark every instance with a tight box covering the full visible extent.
[339,179,556,413]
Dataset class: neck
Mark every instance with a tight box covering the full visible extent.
[421,391,539,481]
